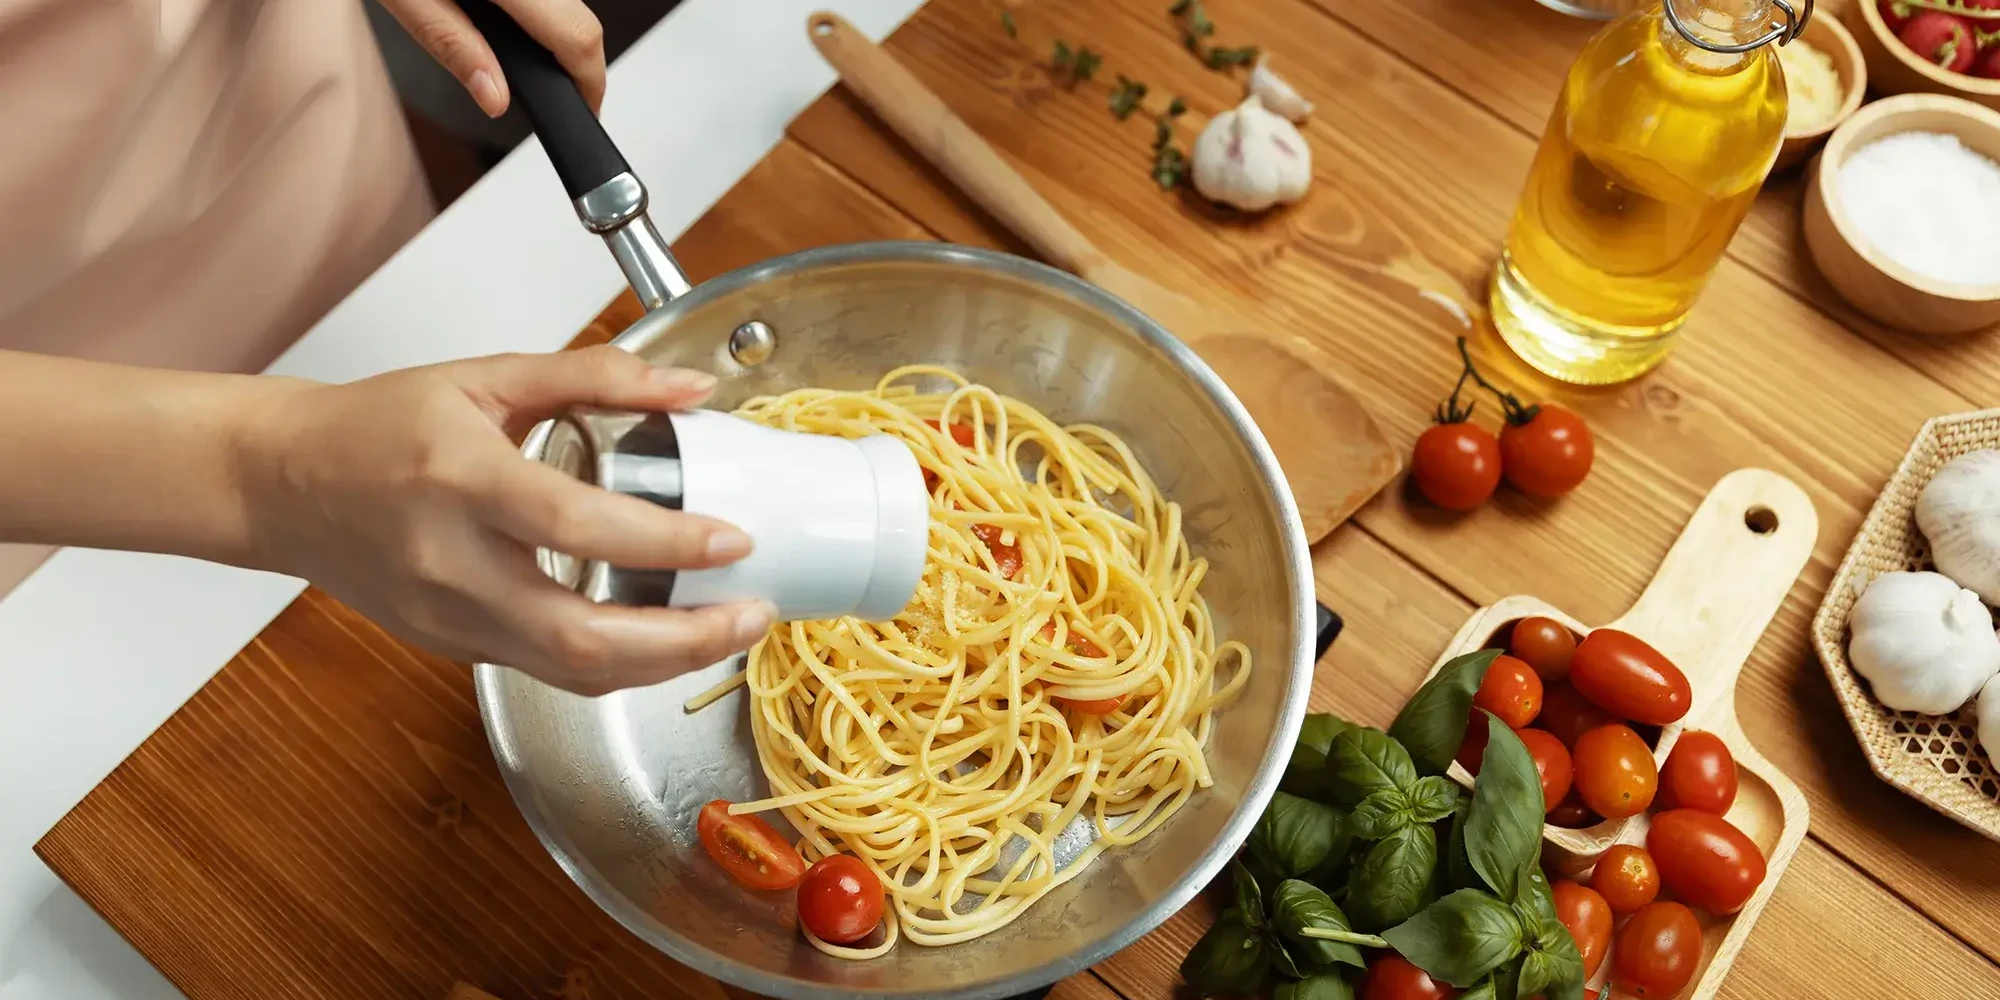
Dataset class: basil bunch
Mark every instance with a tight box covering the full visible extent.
[1178,649,1587,1000]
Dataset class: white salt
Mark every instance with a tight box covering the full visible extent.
[1837,131,2000,287]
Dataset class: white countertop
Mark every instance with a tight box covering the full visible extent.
[0,2,922,995]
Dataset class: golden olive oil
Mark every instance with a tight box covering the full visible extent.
[1491,1,1788,385]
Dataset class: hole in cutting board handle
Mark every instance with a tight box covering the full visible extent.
[1744,505,1779,534]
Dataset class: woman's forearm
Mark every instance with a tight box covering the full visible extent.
[0,350,307,566]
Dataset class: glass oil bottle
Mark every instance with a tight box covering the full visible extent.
[1489,0,1807,385]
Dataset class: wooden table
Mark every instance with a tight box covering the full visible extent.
[35,0,2000,997]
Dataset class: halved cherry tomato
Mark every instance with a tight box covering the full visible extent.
[1515,728,1573,813]
[1571,724,1658,819]
[1547,789,1600,829]
[925,418,977,447]
[1570,629,1691,726]
[1037,621,1118,713]
[971,523,1022,580]
[1509,616,1577,681]
[1589,844,1661,913]
[1647,809,1767,915]
[1612,901,1703,998]
[1038,619,1106,658]
[1499,403,1593,498]
[697,800,808,891]
[1659,730,1739,815]
[1473,654,1544,729]
[1552,878,1613,978]
[1412,422,1502,512]
[1361,953,1457,1000]
[1056,695,1125,714]
[797,854,886,944]
[1536,681,1616,749]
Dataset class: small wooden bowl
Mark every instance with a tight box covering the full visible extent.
[1802,93,2000,334]
[1845,0,2000,112]
[1774,14,1867,171]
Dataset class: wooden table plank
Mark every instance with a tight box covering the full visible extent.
[784,0,2000,964]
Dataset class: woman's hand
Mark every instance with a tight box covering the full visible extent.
[379,0,607,117]
[235,346,773,696]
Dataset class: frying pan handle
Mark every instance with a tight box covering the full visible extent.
[456,0,691,311]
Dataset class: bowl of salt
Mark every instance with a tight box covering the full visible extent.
[1804,93,2000,335]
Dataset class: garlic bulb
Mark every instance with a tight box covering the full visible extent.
[1247,56,1314,123]
[1848,571,2000,714]
[1916,449,2000,605]
[1979,673,2000,764]
[1191,94,1312,213]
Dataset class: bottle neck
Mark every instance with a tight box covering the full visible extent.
[1662,0,1778,69]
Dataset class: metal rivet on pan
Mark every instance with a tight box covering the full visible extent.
[729,320,776,366]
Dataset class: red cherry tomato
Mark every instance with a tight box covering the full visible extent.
[1509,616,1577,681]
[1473,654,1544,729]
[1037,621,1118,712]
[1659,730,1739,814]
[697,800,808,891]
[1589,844,1662,913]
[1499,404,1593,498]
[1412,422,1502,511]
[1515,728,1574,813]
[1536,682,1616,749]
[1455,710,1491,775]
[1647,809,1768,915]
[1612,902,1704,998]
[1571,724,1658,819]
[970,523,1022,580]
[1361,953,1458,1000]
[1570,629,1692,726]
[1552,879,1613,979]
[925,418,977,447]
[1547,789,1600,829]
[797,854,886,944]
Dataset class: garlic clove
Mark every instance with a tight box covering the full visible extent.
[1979,672,2000,766]
[1915,449,2000,605]
[1190,94,1314,213]
[1248,55,1314,123]
[1848,570,2000,715]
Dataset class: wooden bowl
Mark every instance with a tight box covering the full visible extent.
[1845,0,2000,112]
[1421,470,1817,1000]
[1802,93,2000,334]
[1774,14,1868,171]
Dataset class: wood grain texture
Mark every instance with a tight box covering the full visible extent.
[31,0,2000,998]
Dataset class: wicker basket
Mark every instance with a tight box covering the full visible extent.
[1812,410,2000,841]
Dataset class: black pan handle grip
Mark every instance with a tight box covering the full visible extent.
[1316,602,1343,661]
[457,0,629,199]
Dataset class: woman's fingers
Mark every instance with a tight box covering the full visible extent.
[379,0,509,117]
[473,452,752,569]
[495,568,775,694]
[492,0,608,112]
[459,346,716,436]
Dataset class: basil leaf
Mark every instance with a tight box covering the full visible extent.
[1379,888,1527,988]
[1492,958,1523,1000]
[1270,932,1306,979]
[1443,799,1478,891]
[1409,775,1461,824]
[1519,867,1557,927]
[1391,649,1502,775]
[1345,824,1436,931]
[1274,972,1357,1000]
[1460,982,1498,1000]
[1349,788,1411,841]
[1304,818,1358,891]
[1179,917,1273,996]
[1233,858,1267,928]
[1284,713,1355,796]
[1327,727,1417,805]
[1465,713,1544,901]
[1526,909,1586,1000]
[1272,879,1367,970]
[1251,791,1344,877]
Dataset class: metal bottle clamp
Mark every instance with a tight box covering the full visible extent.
[1663,0,1812,53]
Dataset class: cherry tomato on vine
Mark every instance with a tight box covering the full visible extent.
[697,800,808,891]
[1535,681,1616,749]
[1473,654,1544,729]
[797,854,886,944]
[1659,730,1739,814]
[1612,901,1704,998]
[1552,878,1613,978]
[1412,422,1502,511]
[1571,724,1658,819]
[1589,844,1661,913]
[1547,789,1600,828]
[1508,616,1578,680]
[1499,403,1594,498]
[1648,809,1768,915]
[1515,728,1573,813]
[1570,629,1692,726]
[1361,953,1457,1000]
